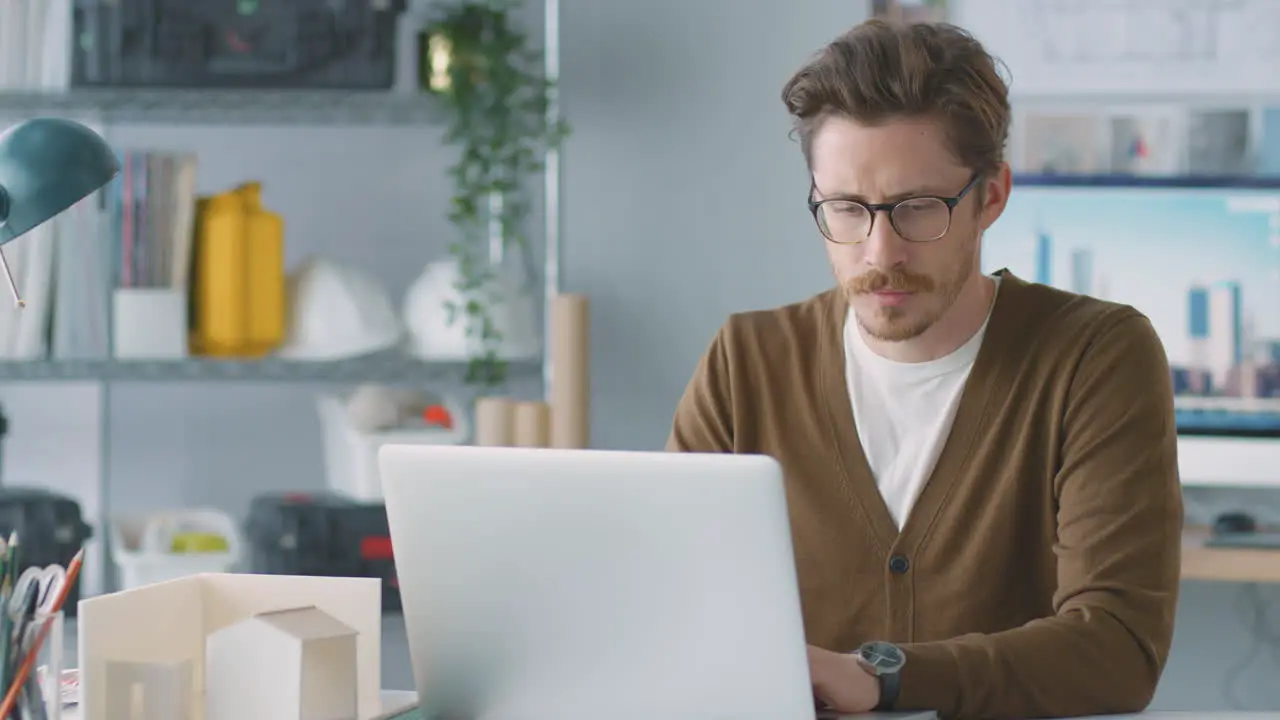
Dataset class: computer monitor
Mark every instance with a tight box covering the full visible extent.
[983,175,1280,488]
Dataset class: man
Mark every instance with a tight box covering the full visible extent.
[666,19,1182,720]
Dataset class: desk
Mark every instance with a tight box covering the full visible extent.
[383,705,1274,720]
[60,689,418,719]
[1182,526,1280,583]
[377,705,1273,720]
[57,690,1274,719]
[384,704,1274,719]
[376,690,418,718]
[1075,715,1275,719]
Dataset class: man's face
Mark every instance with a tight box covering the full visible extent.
[809,115,1007,343]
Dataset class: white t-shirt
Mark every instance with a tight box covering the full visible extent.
[843,278,999,529]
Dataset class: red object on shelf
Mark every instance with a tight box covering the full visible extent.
[423,404,453,429]
[360,536,394,561]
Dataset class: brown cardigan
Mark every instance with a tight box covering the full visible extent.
[667,271,1183,719]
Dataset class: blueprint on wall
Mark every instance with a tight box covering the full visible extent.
[952,0,1280,96]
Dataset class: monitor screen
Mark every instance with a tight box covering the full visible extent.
[982,175,1280,440]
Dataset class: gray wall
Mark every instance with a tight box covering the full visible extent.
[0,0,1276,711]
[559,0,840,453]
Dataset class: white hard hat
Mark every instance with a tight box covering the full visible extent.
[277,256,403,360]
[402,259,540,361]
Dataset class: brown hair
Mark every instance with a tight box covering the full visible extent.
[780,20,1011,177]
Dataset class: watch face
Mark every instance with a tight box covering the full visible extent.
[860,641,906,673]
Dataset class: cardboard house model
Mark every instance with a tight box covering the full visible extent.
[77,573,382,720]
[205,606,358,720]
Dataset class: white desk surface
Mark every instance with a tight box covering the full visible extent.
[58,691,1278,719]
[380,689,417,715]
[985,714,1274,719]
[60,689,418,719]
[839,707,1280,712]
[829,707,1269,712]
[1071,715,1277,719]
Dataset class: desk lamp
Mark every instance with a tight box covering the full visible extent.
[0,117,120,306]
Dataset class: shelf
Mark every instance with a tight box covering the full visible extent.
[0,351,539,383]
[0,89,442,126]
[1182,526,1280,583]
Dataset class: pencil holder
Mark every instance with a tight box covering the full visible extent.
[112,288,189,360]
[12,610,63,720]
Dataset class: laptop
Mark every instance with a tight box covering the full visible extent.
[379,445,819,719]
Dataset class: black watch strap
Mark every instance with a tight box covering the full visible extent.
[874,670,901,711]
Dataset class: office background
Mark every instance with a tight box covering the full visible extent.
[0,0,1277,712]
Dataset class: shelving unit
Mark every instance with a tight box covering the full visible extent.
[0,353,541,383]
[0,89,442,125]
[0,0,566,596]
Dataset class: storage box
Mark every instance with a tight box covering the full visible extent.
[72,0,408,89]
[245,492,400,610]
[111,509,243,590]
[317,393,469,502]
[112,288,188,359]
[0,488,93,616]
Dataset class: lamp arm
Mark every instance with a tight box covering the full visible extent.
[0,187,20,305]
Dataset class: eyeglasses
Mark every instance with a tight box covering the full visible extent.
[808,173,982,244]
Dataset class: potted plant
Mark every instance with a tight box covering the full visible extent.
[415,0,568,386]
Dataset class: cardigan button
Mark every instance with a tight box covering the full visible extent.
[888,554,910,575]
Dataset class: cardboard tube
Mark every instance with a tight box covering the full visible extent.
[513,401,552,448]
[474,396,516,446]
[550,294,590,449]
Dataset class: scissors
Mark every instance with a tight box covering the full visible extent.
[8,565,66,621]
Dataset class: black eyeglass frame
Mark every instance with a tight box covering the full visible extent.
[807,172,983,244]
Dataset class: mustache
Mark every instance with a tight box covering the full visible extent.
[845,269,935,294]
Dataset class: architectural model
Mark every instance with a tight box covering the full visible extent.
[77,573,382,720]
[205,606,358,720]
[102,659,192,720]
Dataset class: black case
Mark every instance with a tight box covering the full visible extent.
[245,492,400,610]
[0,488,93,617]
[72,0,407,89]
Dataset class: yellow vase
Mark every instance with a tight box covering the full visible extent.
[190,183,286,357]
[238,182,286,357]
[192,190,248,357]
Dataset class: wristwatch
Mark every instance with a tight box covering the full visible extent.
[855,641,905,711]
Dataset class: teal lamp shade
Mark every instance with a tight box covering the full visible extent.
[0,118,120,246]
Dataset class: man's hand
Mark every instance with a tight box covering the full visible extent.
[807,645,880,713]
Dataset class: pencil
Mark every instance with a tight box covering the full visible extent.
[0,535,10,589]
[0,547,82,720]
[0,531,17,698]
[3,531,17,593]
[0,585,10,706]
[48,547,80,613]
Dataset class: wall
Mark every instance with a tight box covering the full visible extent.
[556,0,1280,711]
[0,0,1276,711]
[559,0,841,453]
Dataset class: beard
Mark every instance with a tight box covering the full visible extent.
[841,234,977,342]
